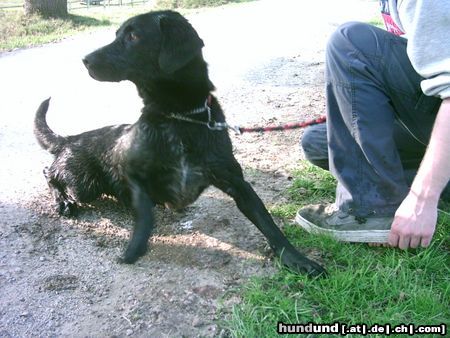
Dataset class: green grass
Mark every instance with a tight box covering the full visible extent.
[0,0,255,52]
[0,4,165,52]
[0,10,113,51]
[268,162,335,221]
[222,161,450,337]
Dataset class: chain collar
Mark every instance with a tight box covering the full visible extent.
[167,96,240,133]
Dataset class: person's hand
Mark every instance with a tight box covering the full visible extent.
[389,99,450,249]
[388,191,438,249]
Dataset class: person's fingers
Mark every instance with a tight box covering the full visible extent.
[420,236,432,248]
[409,235,421,249]
[398,234,411,250]
[388,230,399,247]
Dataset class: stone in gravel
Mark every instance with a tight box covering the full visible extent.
[192,317,203,327]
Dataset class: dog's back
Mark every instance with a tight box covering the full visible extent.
[34,97,135,208]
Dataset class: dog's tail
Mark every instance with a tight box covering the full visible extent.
[34,98,66,155]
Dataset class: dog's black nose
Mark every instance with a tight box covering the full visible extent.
[82,57,90,68]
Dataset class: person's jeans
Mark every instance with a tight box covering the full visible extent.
[302,22,442,217]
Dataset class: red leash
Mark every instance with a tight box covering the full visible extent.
[169,95,327,134]
[237,115,326,134]
[199,95,327,134]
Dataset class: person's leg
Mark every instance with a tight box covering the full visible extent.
[301,119,427,175]
[296,22,441,242]
[301,123,329,170]
[326,22,439,217]
[301,122,449,198]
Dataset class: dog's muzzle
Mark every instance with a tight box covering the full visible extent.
[82,45,127,82]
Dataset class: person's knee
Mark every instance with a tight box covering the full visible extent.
[301,126,322,157]
[327,22,377,59]
[301,124,329,170]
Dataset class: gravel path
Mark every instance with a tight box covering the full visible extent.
[0,1,377,336]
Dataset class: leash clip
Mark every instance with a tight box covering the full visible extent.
[205,101,230,132]
[228,125,242,135]
[206,120,241,135]
[207,121,228,131]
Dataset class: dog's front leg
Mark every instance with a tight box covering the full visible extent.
[212,172,325,276]
[120,178,155,264]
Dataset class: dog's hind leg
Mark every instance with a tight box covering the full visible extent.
[211,167,326,276]
[43,167,78,216]
[119,177,155,264]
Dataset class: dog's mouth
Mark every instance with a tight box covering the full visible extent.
[83,63,101,81]
[82,59,125,82]
[82,49,127,83]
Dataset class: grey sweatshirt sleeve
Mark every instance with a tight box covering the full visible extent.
[395,0,450,99]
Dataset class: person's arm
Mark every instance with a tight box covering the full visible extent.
[389,98,450,249]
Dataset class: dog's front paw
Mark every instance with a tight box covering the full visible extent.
[56,201,78,217]
[118,242,148,264]
[281,252,326,277]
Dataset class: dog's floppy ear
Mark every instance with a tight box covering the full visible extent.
[158,13,204,74]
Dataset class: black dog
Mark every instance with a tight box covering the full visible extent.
[34,11,325,276]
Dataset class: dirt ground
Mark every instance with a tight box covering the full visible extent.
[0,1,377,336]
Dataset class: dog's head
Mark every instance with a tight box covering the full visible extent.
[83,11,204,83]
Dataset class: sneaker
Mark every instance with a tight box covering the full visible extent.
[295,204,393,243]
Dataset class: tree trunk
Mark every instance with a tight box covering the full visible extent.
[24,0,68,18]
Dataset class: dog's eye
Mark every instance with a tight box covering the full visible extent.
[128,32,139,42]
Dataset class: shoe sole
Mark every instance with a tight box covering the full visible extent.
[295,211,390,243]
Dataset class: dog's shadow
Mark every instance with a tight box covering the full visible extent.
[32,179,275,271]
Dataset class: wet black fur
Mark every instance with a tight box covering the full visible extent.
[34,10,325,275]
